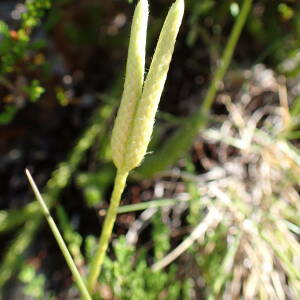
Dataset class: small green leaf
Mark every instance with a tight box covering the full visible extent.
[24,80,45,102]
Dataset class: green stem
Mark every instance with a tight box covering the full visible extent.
[0,103,113,288]
[201,0,252,113]
[0,215,40,289]
[116,197,191,214]
[137,0,252,178]
[87,169,128,293]
[25,170,92,300]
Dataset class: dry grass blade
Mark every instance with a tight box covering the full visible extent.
[143,64,300,298]
[151,207,222,271]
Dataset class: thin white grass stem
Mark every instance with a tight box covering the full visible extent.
[126,207,158,246]
[151,207,221,271]
[25,169,92,300]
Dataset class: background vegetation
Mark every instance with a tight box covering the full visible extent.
[1,0,300,299]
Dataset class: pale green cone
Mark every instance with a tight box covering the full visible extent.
[87,0,184,292]
[111,0,148,170]
[123,0,185,171]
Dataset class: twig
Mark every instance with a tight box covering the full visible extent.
[151,207,221,271]
[126,207,158,246]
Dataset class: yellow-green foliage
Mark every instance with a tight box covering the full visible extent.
[111,0,184,172]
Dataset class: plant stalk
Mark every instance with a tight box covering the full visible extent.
[25,169,92,300]
[201,0,252,113]
[87,169,128,292]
